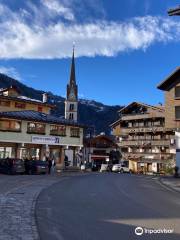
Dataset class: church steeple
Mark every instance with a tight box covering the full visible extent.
[66,47,78,101]
[65,46,78,121]
[69,47,76,85]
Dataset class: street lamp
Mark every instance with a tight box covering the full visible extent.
[168,5,180,16]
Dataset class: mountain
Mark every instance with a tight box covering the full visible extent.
[0,73,122,134]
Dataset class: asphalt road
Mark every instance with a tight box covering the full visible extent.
[36,173,180,240]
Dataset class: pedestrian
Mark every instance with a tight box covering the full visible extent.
[64,155,68,170]
[48,158,52,174]
[52,158,56,172]
[24,158,29,174]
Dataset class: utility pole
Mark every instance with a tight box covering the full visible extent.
[168,5,180,16]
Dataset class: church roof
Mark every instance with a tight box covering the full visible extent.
[69,47,76,85]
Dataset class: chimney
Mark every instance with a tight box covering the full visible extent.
[42,93,48,103]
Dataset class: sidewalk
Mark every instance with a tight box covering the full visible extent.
[159,176,180,193]
[0,172,85,240]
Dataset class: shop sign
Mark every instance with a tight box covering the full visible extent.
[32,136,60,144]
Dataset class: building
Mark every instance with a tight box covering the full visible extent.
[0,84,52,114]
[0,110,84,166]
[0,49,84,168]
[110,102,176,173]
[168,5,180,16]
[83,134,120,170]
[65,47,78,122]
[157,67,180,129]
[157,67,180,168]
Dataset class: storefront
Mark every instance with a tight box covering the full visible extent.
[0,111,84,167]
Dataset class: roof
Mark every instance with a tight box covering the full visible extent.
[0,94,54,107]
[0,110,85,127]
[157,67,180,91]
[69,47,76,85]
[84,134,117,147]
[0,85,21,94]
[168,6,180,16]
[109,119,121,127]
[110,102,164,128]
[118,102,164,113]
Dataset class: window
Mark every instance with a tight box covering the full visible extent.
[175,86,180,98]
[139,122,144,127]
[70,104,74,111]
[38,106,43,112]
[128,122,133,128]
[69,113,74,120]
[50,125,66,136]
[70,127,80,137]
[153,121,161,126]
[0,100,10,107]
[175,106,180,119]
[0,120,21,132]
[27,122,45,134]
[15,102,26,109]
[0,147,16,159]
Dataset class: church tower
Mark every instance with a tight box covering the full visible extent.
[65,47,78,121]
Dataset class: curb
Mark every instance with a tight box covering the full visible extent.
[158,177,180,194]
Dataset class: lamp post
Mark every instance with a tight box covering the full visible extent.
[168,5,180,16]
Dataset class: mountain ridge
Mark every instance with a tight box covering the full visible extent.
[0,73,122,134]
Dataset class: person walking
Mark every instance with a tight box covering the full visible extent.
[48,158,52,174]
[52,158,56,173]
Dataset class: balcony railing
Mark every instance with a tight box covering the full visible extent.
[118,139,174,147]
[120,126,165,134]
[122,152,175,161]
[121,112,164,121]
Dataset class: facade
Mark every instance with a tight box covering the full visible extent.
[0,111,84,167]
[65,48,78,122]
[157,67,180,168]
[0,85,52,114]
[110,102,176,173]
[83,134,120,169]
[0,49,84,168]
[157,67,180,129]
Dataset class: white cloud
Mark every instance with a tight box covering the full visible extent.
[0,2,180,59]
[41,0,75,21]
[0,66,21,80]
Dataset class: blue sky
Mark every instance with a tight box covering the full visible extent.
[0,0,180,105]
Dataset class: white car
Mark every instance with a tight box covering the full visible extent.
[112,164,131,173]
[100,164,108,172]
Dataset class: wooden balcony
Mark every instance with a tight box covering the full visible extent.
[118,139,173,147]
[121,112,164,121]
[122,152,175,161]
[120,126,165,135]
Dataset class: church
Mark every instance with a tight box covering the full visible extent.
[0,48,84,169]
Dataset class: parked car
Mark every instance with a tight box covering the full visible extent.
[100,164,109,172]
[0,158,25,175]
[27,160,48,174]
[112,164,131,173]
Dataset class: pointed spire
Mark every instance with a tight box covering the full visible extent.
[69,44,76,85]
